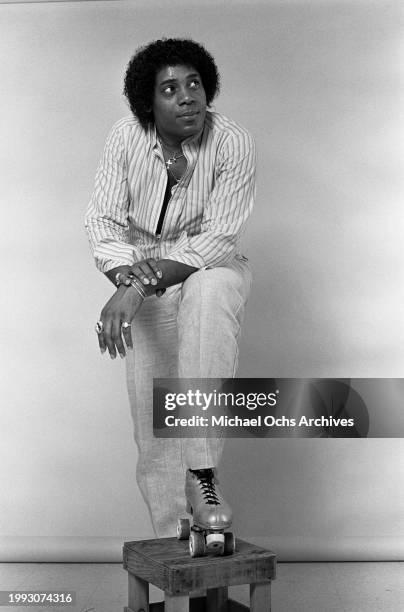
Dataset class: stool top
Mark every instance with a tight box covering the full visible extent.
[123,537,276,594]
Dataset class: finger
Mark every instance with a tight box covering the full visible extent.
[156,288,166,298]
[121,321,133,350]
[116,271,133,286]
[131,264,150,286]
[103,318,117,359]
[146,258,163,281]
[95,320,107,353]
[97,329,107,353]
[120,273,132,286]
[138,261,159,286]
[111,317,126,358]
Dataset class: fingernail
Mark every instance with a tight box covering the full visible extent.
[101,348,106,354]
[119,353,125,359]
[127,346,133,351]
[143,277,150,285]
[157,271,162,278]
[151,279,157,285]
[110,354,116,360]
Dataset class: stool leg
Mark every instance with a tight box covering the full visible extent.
[250,582,271,611]
[127,573,149,612]
[165,592,189,612]
[206,586,228,611]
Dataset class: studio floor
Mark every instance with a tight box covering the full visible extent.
[1,561,403,611]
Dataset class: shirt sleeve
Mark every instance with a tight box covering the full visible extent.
[84,124,145,273]
[164,127,257,268]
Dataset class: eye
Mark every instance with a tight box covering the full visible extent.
[162,85,175,96]
[189,79,200,90]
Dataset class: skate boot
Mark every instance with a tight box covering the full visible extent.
[176,468,236,557]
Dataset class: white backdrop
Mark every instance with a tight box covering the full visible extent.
[1,0,403,561]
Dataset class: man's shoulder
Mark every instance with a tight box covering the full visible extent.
[110,115,144,137]
[205,110,254,141]
[112,115,141,130]
[204,111,256,162]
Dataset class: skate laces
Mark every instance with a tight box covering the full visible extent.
[192,468,220,506]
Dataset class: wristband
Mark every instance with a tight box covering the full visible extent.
[130,278,147,299]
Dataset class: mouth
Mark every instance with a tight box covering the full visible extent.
[178,110,199,118]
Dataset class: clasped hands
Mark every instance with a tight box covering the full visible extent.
[96,258,164,359]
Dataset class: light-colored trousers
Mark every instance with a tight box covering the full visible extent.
[125,255,252,537]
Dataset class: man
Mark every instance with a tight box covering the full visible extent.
[85,38,256,547]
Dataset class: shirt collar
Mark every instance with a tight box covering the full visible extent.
[149,121,205,152]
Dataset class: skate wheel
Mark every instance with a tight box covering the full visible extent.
[176,518,190,540]
[206,532,225,553]
[189,531,205,557]
[224,532,236,555]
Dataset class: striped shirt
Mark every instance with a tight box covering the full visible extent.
[85,111,256,273]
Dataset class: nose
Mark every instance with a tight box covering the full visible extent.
[178,86,193,104]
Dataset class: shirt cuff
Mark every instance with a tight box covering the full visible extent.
[93,243,145,273]
[163,250,207,269]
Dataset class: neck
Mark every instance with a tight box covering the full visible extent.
[156,130,182,151]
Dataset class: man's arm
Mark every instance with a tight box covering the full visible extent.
[104,259,197,294]
[162,127,256,269]
[85,122,145,273]
[97,259,197,359]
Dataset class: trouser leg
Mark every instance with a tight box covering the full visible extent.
[126,288,185,537]
[177,256,252,469]
[126,257,251,536]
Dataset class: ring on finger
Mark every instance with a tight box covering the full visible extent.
[95,320,104,334]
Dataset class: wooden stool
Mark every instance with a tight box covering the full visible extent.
[123,537,276,611]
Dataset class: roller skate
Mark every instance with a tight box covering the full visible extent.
[176,468,236,558]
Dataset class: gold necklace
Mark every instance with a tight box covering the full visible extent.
[159,139,185,171]
[164,150,185,170]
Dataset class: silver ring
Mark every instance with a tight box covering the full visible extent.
[121,321,131,329]
[95,320,104,334]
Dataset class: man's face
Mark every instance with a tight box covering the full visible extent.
[152,64,207,146]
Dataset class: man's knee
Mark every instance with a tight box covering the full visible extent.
[180,264,250,315]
